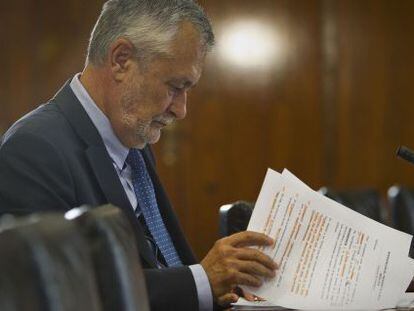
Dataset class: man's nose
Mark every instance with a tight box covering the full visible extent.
[170,91,187,120]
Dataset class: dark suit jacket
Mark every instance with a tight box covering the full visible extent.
[0,82,200,310]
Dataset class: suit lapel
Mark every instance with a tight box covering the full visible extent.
[52,82,158,268]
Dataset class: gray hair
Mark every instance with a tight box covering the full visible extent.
[86,0,215,66]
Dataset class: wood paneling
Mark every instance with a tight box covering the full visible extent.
[0,0,101,128]
[1,0,414,258]
[333,0,414,191]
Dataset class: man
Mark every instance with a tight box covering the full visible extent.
[0,1,277,310]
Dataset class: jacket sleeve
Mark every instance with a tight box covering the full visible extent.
[0,131,76,215]
[144,266,199,311]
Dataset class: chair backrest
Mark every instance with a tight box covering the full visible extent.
[0,219,43,311]
[0,214,102,311]
[219,201,254,237]
[388,186,414,234]
[319,187,384,222]
[69,205,150,311]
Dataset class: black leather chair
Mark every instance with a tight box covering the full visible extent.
[68,205,150,311]
[219,201,254,237]
[387,186,414,259]
[387,186,414,234]
[0,219,43,311]
[319,187,384,222]
[0,214,102,311]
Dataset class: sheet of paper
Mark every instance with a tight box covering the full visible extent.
[243,169,414,310]
[396,292,414,309]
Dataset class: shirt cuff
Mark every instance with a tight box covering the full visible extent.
[189,264,213,311]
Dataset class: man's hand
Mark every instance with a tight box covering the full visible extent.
[215,287,265,306]
[201,231,278,306]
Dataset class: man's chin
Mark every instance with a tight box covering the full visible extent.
[145,131,162,145]
[131,130,161,148]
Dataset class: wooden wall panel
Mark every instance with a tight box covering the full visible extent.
[1,0,414,259]
[334,0,414,191]
[0,0,101,127]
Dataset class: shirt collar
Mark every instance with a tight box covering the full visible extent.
[69,73,129,170]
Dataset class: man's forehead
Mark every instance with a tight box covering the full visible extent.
[168,22,206,60]
[148,54,202,75]
[159,57,204,85]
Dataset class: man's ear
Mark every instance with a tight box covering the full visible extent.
[108,38,136,81]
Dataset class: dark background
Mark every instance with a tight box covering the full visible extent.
[1,0,414,258]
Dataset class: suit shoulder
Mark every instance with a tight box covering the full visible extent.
[2,102,73,146]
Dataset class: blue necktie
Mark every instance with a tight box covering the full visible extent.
[126,148,182,267]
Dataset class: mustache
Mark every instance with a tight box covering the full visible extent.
[153,115,175,125]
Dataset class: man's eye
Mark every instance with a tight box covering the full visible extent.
[169,85,183,94]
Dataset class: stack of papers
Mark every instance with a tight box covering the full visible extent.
[237,169,414,310]
[232,294,414,310]
[232,297,288,310]
[233,295,414,310]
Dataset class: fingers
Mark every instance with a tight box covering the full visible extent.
[235,248,278,271]
[234,271,263,287]
[243,291,256,302]
[217,293,239,307]
[201,231,277,301]
[234,287,266,302]
[234,259,276,278]
[227,231,274,248]
[244,293,265,302]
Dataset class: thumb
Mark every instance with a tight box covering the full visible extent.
[217,293,239,307]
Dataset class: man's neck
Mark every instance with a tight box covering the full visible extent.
[79,65,108,115]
